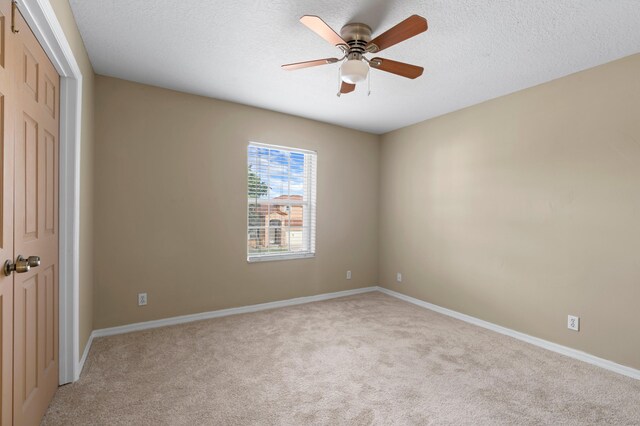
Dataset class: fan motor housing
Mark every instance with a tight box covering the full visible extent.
[340,23,373,54]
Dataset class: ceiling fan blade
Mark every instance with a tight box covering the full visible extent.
[282,58,339,70]
[340,81,355,94]
[300,15,348,47]
[367,15,428,52]
[370,58,424,79]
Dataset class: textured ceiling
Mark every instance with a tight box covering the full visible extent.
[69,0,640,134]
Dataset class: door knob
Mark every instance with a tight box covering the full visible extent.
[3,255,40,276]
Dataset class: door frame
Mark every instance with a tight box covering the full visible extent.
[16,0,82,384]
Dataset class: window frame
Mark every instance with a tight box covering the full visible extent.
[246,142,317,263]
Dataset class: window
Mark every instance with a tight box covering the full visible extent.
[247,142,317,262]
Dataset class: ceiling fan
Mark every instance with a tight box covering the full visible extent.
[282,14,428,96]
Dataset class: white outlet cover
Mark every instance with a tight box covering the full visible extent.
[396,273,402,283]
[138,293,147,306]
[346,270,351,280]
[568,315,579,331]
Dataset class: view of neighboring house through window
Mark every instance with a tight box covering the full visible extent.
[247,142,317,261]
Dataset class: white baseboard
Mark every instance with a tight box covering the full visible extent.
[79,285,639,382]
[92,286,378,340]
[377,287,640,381]
[76,331,96,380]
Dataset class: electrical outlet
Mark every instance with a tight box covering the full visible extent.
[396,272,402,283]
[346,270,352,280]
[567,315,579,331]
[138,293,147,306]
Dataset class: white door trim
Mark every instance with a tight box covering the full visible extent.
[16,0,83,384]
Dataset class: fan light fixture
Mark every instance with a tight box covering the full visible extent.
[340,59,369,84]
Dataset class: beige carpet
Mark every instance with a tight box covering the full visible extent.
[43,292,640,425]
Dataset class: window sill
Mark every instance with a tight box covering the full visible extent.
[247,253,316,263]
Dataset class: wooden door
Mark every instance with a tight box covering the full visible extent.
[0,1,15,424]
[12,6,59,426]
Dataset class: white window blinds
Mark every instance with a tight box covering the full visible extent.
[247,142,317,262]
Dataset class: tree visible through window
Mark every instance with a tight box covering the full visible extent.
[247,143,317,261]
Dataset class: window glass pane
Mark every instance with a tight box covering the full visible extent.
[247,227,266,254]
[268,149,289,199]
[289,226,305,252]
[247,146,270,202]
[247,204,262,227]
[290,152,305,198]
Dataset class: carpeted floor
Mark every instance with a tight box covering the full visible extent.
[43,292,640,425]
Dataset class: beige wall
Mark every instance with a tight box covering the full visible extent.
[49,0,95,356]
[93,76,379,328]
[379,54,640,369]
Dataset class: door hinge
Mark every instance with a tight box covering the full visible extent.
[11,1,20,34]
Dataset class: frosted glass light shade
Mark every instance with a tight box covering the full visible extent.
[340,59,369,84]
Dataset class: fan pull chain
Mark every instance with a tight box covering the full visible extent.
[367,68,372,96]
[337,67,342,97]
